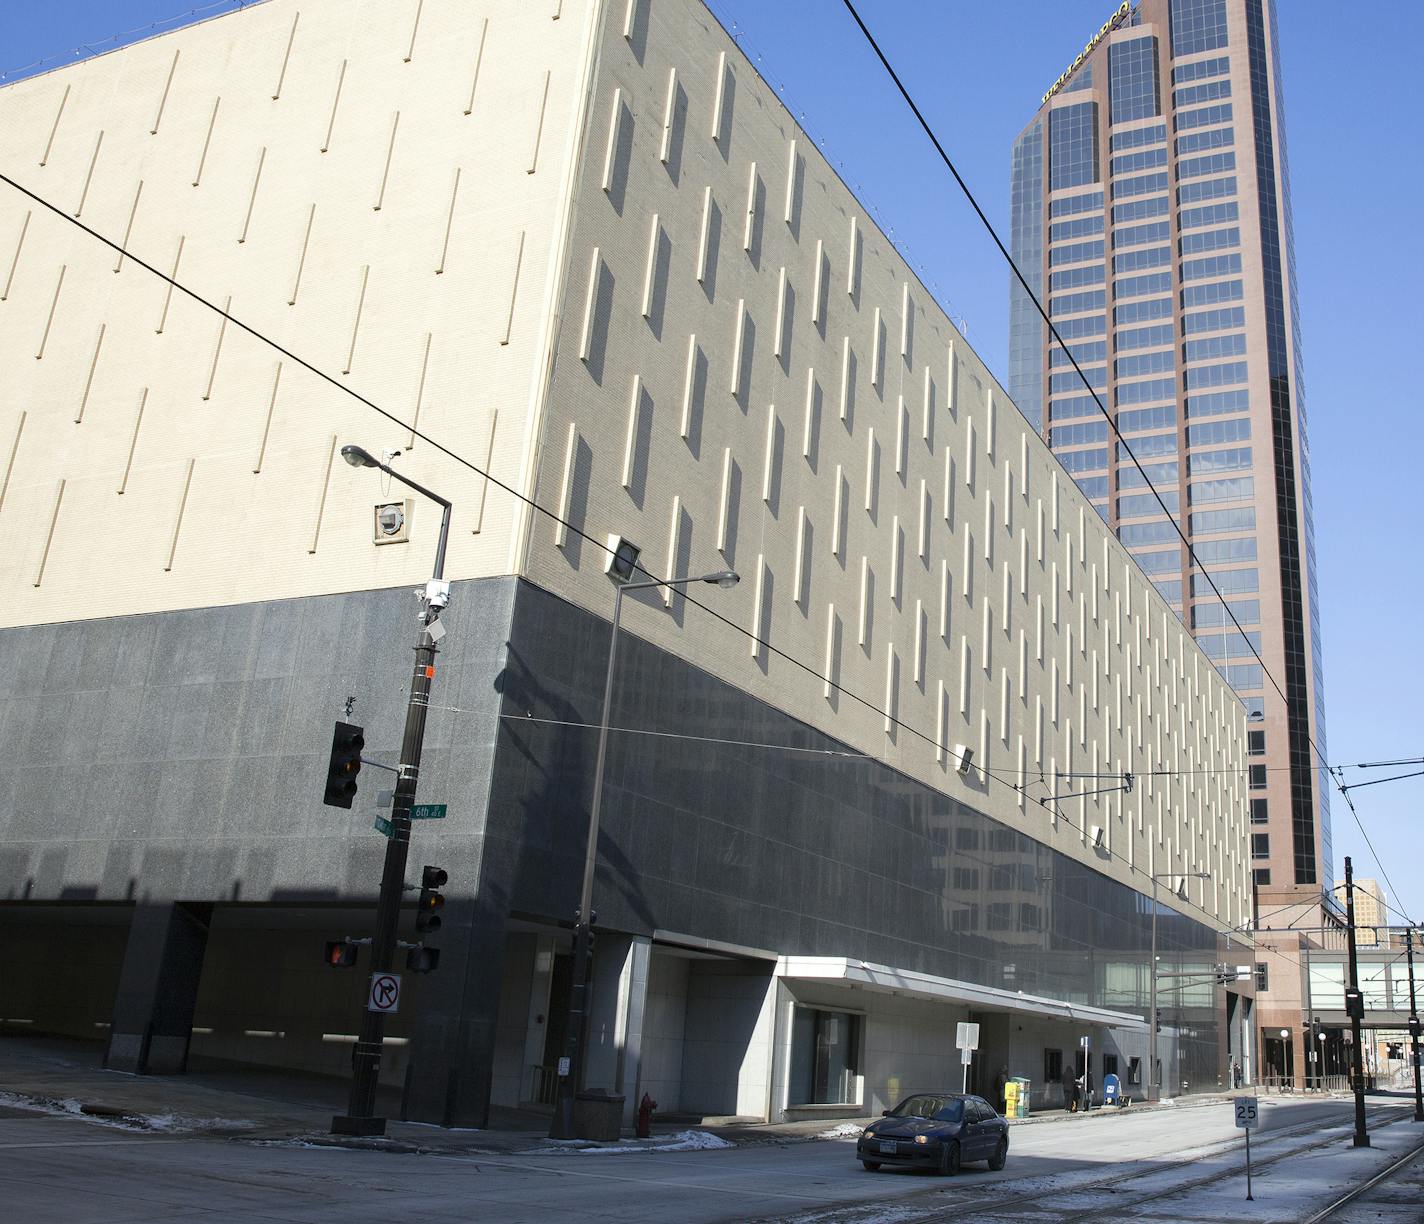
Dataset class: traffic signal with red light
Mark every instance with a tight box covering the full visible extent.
[324,940,358,968]
[416,865,447,933]
[323,722,365,808]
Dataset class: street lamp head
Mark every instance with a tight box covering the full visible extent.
[702,569,740,589]
[341,444,379,469]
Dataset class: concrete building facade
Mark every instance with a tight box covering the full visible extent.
[2,0,1251,1125]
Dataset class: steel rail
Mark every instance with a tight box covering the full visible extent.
[779,1105,1409,1224]
[1300,1135,1424,1223]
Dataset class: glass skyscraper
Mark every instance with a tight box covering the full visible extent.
[1009,0,1331,917]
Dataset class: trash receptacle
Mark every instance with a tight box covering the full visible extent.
[574,1090,625,1141]
[1011,1077,1031,1117]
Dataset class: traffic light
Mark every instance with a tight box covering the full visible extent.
[1409,1015,1421,1040]
[323,721,365,808]
[416,865,447,933]
[324,939,358,968]
[407,946,441,973]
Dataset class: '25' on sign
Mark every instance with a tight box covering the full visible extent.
[1234,1096,1260,1129]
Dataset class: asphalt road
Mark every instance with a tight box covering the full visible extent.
[0,1096,1403,1223]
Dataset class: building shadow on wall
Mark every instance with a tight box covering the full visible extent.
[495,637,657,935]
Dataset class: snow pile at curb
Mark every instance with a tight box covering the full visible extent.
[816,1123,864,1139]
[535,1129,735,1155]
[0,1090,252,1134]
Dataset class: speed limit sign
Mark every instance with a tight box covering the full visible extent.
[1235,1095,1260,1202]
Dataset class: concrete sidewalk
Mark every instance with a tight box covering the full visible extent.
[0,1036,1349,1158]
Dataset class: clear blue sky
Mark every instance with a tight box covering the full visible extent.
[3,1,1420,923]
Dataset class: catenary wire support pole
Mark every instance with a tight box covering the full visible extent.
[1343,856,1370,1148]
[332,445,451,1138]
[1148,870,1210,1103]
[1150,874,1159,1102]
[1406,927,1423,1122]
[549,568,737,1141]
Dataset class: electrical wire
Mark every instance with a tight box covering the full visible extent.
[1344,756,1424,771]
[0,170,1316,947]
[835,0,1412,926]
[1337,767,1424,795]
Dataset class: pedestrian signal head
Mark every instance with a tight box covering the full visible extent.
[407,946,441,973]
[324,940,358,968]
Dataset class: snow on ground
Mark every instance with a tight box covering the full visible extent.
[1137,1119,1424,1222]
[0,1090,253,1134]
[816,1123,865,1140]
[533,1129,736,1155]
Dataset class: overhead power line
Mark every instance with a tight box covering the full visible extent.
[0,162,1292,939]
[836,0,1411,926]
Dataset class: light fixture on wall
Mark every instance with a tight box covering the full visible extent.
[604,534,641,582]
[373,500,411,544]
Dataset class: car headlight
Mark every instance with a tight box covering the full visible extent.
[914,1134,930,1145]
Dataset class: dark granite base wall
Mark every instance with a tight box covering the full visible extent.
[0,575,1227,1098]
[489,580,1225,1087]
[0,578,516,906]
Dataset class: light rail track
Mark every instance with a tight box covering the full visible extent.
[775,1104,1411,1223]
[1301,1134,1424,1223]
[1024,1105,1411,1222]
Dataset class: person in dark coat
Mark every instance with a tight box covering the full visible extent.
[1061,1065,1078,1112]
[994,1066,1009,1113]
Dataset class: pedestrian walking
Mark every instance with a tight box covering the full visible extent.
[994,1065,1009,1113]
[1061,1065,1078,1112]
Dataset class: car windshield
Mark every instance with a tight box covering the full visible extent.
[893,1095,964,1122]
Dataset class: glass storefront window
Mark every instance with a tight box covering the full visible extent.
[789,1007,862,1105]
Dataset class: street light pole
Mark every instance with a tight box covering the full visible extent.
[549,568,738,1141]
[1406,927,1423,1122]
[332,445,451,1138]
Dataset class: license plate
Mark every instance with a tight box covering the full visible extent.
[878,1141,897,1154]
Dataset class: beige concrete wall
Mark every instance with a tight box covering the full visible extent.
[0,0,1249,932]
[0,0,599,625]
[520,0,1249,931]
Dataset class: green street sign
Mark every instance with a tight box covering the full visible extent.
[373,806,445,837]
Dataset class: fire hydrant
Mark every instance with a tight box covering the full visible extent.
[636,1092,657,1138]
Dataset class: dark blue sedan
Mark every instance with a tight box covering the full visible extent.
[855,1093,1009,1175]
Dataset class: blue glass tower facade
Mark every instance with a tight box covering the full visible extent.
[1009,0,1331,909]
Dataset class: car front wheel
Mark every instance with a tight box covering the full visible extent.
[861,1160,881,1172]
[939,1140,961,1176]
[988,1137,1008,1171]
